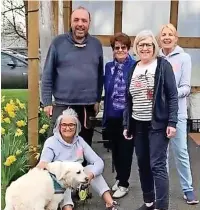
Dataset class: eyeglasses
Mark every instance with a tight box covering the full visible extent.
[114,45,127,51]
[137,43,154,49]
[60,123,76,130]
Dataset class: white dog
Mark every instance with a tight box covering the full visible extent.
[4,161,88,210]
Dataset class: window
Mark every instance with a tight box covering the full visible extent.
[177,1,200,37]
[1,53,16,68]
[72,1,115,35]
[1,52,27,69]
[122,0,170,36]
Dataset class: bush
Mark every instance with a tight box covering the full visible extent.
[1,96,50,208]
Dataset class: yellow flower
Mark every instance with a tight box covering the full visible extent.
[42,124,49,130]
[16,150,22,156]
[16,99,21,105]
[9,99,15,105]
[39,128,46,134]
[15,129,23,137]
[3,117,11,124]
[39,108,43,112]
[1,127,5,135]
[16,120,26,127]
[19,103,25,109]
[4,155,17,166]
[8,111,16,118]
[4,103,15,113]
[1,96,5,103]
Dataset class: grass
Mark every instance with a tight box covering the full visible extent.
[1,89,28,103]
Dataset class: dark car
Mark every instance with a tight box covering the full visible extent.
[1,51,28,89]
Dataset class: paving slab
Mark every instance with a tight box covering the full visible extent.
[75,129,200,210]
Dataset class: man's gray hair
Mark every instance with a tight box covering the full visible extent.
[133,30,160,60]
[53,108,81,136]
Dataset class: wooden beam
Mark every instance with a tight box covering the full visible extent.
[170,0,179,29]
[178,37,200,48]
[52,0,59,36]
[114,0,123,33]
[94,35,200,48]
[191,86,200,93]
[63,0,72,33]
[28,0,39,166]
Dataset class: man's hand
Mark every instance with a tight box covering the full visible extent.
[123,129,133,140]
[44,105,53,117]
[36,161,48,170]
[94,103,100,116]
[166,126,176,138]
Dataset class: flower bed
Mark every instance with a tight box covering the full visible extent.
[1,96,50,208]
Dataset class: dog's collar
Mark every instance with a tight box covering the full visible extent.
[49,172,65,194]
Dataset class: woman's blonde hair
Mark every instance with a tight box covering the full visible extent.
[133,30,160,60]
[157,23,178,46]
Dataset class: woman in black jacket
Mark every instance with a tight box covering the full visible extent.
[123,30,178,210]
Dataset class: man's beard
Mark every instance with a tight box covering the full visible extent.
[74,29,87,40]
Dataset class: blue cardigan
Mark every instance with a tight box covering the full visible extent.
[102,55,135,127]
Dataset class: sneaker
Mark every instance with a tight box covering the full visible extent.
[136,203,155,210]
[183,191,199,205]
[112,186,128,198]
[112,180,119,191]
[106,201,123,210]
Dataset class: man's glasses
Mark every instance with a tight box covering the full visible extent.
[60,123,76,130]
[114,45,127,51]
[138,43,154,49]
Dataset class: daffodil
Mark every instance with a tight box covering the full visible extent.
[8,111,16,118]
[1,127,5,135]
[19,103,25,109]
[4,103,15,113]
[15,129,23,137]
[9,99,15,105]
[3,117,11,124]
[4,155,17,166]
[1,96,5,103]
[16,99,21,105]
[16,120,26,127]
[16,150,22,156]
[42,124,49,130]
[39,128,46,134]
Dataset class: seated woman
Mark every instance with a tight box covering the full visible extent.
[37,108,122,210]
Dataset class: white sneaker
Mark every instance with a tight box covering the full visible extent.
[112,180,119,191]
[112,186,129,198]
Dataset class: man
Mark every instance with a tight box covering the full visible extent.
[41,6,104,146]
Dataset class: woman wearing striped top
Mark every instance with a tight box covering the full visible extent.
[123,30,178,210]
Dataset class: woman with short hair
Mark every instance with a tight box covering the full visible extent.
[37,108,122,210]
[158,23,199,205]
[123,30,178,210]
[103,32,135,198]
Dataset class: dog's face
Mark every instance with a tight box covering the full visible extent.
[47,161,88,189]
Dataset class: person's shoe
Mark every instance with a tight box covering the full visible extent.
[183,191,199,205]
[112,186,128,198]
[136,203,155,210]
[112,180,119,191]
[106,201,124,210]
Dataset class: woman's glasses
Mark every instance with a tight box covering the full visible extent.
[114,45,127,51]
[60,123,76,130]
[138,43,154,49]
